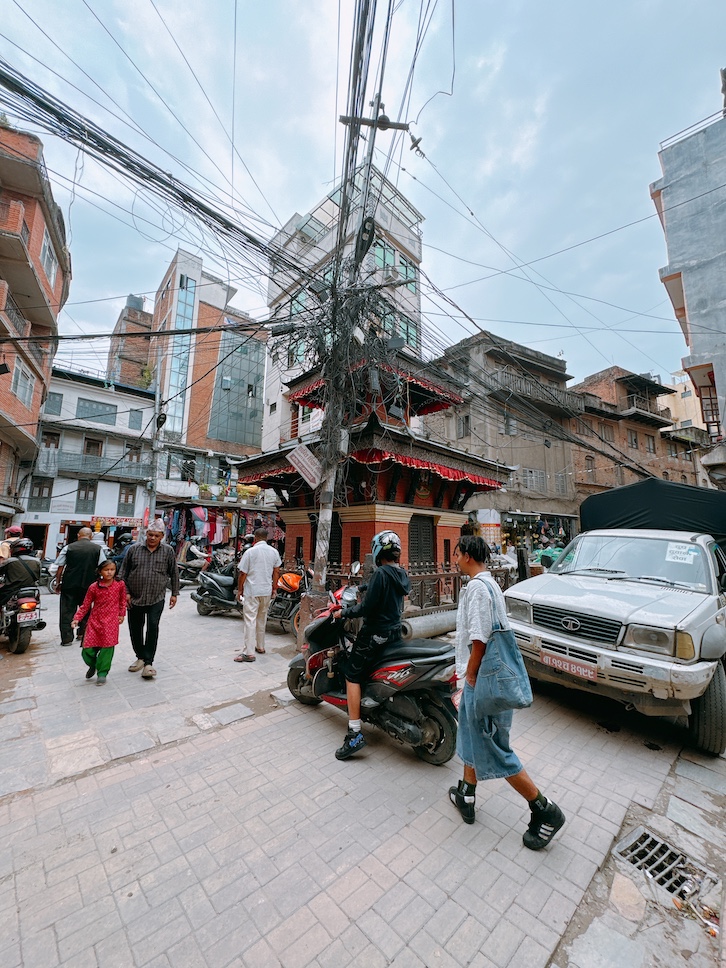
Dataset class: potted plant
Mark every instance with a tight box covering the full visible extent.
[198,483,212,500]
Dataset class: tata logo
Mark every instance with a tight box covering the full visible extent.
[561,616,581,632]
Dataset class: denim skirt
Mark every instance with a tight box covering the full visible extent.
[456,682,523,780]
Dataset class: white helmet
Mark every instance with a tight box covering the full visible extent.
[371,530,401,565]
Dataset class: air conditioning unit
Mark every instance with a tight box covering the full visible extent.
[383,267,399,284]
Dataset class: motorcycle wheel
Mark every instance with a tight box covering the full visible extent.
[287,667,322,706]
[48,576,58,595]
[291,605,302,636]
[413,702,456,765]
[7,624,32,655]
[196,600,214,616]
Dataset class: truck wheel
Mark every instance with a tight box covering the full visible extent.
[414,702,457,765]
[688,661,726,756]
[287,667,322,705]
[7,625,31,655]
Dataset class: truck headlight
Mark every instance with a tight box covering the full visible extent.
[506,598,531,624]
[675,631,695,660]
[622,625,673,654]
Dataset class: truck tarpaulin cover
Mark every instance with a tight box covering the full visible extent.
[580,479,726,542]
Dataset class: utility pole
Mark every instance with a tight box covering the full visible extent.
[146,324,167,529]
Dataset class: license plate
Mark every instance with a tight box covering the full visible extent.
[540,649,597,681]
[17,610,38,624]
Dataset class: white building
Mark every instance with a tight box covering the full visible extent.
[262,166,424,451]
[15,366,155,554]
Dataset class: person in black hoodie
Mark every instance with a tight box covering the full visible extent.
[334,530,411,760]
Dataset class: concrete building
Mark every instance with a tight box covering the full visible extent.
[650,102,726,483]
[424,332,581,549]
[15,366,154,555]
[263,166,423,452]
[0,124,71,532]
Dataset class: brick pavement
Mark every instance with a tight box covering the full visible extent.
[0,591,685,968]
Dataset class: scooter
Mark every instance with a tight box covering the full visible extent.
[266,561,314,634]
[191,562,243,616]
[0,585,46,654]
[287,596,458,764]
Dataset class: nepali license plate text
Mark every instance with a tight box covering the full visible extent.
[540,649,597,681]
[17,610,38,624]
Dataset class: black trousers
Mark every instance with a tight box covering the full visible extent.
[127,600,165,665]
[59,588,89,644]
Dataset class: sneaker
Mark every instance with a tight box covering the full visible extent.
[128,659,144,672]
[141,665,156,679]
[448,783,476,824]
[523,798,565,851]
[85,667,95,680]
[96,675,107,686]
[335,729,367,761]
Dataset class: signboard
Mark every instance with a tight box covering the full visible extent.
[91,516,143,527]
[288,444,323,489]
[50,500,76,513]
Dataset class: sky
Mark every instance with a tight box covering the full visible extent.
[2,0,726,385]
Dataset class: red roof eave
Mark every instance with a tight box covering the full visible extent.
[349,449,501,489]
[236,464,296,484]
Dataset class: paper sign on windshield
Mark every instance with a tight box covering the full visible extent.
[665,543,694,565]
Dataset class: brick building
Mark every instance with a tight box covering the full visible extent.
[106,294,153,389]
[0,124,71,531]
[570,366,708,500]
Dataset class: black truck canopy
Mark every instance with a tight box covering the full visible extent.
[580,479,726,543]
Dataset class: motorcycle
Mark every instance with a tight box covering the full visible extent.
[0,585,46,654]
[286,593,458,765]
[190,562,243,616]
[177,544,232,587]
[266,561,314,634]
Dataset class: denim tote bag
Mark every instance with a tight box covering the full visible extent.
[472,577,533,717]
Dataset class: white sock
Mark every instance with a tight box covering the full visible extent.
[349,720,362,733]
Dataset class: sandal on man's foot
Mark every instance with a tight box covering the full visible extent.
[523,798,565,850]
[448,783,475,824]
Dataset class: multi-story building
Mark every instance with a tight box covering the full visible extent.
[15,366,154,554]
[263,166,423,451]
[107,294,153,389]
[425,332,581,549]
[0,124,71,531]
[569,366,708,500]
[650,96,726,483]
[108,249,268,500]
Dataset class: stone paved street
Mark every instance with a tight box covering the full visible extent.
[0,588,723,967]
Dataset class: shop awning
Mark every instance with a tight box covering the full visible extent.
[236,465,296,484]
[350,448,501,489]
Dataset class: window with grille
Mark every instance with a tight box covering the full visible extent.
[118,485,136,515]
[76,397,117,426]
[84,438,103,457]
[125,445,141,463]
[28,477,53,511]
[408,515,434,571]
[76,480,97,513]
[41,431,60,449]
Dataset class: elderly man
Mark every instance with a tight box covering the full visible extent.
[54,527,106,646]
[234,527,281,663]
[119,519,178,680]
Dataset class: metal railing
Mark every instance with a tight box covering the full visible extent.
[660,111,724,150]
[2,291,28,336]
[489,370,585,414]
[56,451,153,480]
[621,395,672,421]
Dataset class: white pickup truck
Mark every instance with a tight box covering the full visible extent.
[504,528,726,754]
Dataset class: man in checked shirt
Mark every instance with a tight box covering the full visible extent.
[119,519,179,679]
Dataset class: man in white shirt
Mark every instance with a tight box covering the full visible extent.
[234,527,281,662]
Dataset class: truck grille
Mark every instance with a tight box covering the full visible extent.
[532,605,622,645]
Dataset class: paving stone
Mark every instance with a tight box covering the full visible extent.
[210,702,254,725]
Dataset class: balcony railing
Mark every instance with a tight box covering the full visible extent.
[620,395,672,422]
[75,499,96,514]
[1,290,28,336]
[56,451,153,480]
[488,370,585,414]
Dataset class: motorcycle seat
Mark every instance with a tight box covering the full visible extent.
[379,637,454,660]
[213,574,236,588]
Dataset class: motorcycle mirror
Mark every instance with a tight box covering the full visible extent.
[350,561,361,576]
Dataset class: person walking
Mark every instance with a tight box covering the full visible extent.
[234,527,281,663]
[333,530,410,761]
[119,519,178,680]
[449,534,565,851]
[0,538,40,607]
[53,527,106,646]
[72,560,127,685]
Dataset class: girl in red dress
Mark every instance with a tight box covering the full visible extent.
[73,560,127,685]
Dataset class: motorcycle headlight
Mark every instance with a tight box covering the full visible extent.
[505,598,532,624]
[622,625,674,655]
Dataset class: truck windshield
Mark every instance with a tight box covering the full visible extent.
[550,534,711,592]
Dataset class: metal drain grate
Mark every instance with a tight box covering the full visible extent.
[613,826,715,897]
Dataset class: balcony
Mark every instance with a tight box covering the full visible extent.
[487,370,585,414]
[56,451,153,482]
[619,394,673,426]
[0,284,29,336]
